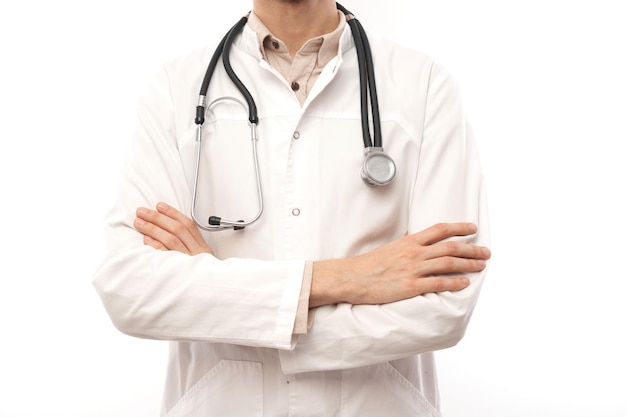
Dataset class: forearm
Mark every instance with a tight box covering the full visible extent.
[309,258,351,307]
[310,223,487,308]
[283,267,486,374]
[94,220,306,348]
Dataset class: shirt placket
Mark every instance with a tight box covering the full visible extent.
[287,44,321,105]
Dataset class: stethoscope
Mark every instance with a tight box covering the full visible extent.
[192,3,396,231]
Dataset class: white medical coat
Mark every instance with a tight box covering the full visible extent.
[93,23,489,417]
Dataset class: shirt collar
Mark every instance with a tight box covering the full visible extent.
[246,10,347,67]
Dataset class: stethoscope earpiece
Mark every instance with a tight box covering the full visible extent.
[361,147,396,186]
[192,97,263,232]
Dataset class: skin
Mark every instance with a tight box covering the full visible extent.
[135,204,490,308]
[133,0,491,308]
[252,0,339,56]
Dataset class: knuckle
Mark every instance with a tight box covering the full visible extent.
[136,221,153,235]
[171,222,185,235]
[433,223,449,235]
[417,276,465,294]
[157,202,171,214]
[441,256,456,270]
[162,235,179,249]
[431,278,447,292]
[472,259,487,270]
[443,241,458,253]
[402,246,421,259]
[182,216,195,229]
[143,209,158,221]
[133,218,145,230]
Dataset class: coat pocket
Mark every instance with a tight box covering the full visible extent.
[341,362,441,417]
[166,360,263,417]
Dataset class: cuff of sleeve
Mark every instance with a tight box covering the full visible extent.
[293,260,314,335]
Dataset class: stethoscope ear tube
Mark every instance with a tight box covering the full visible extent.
[196,27,229,126]
[196,15,253,127]
[222,16,258,125]
[191,98,264,231]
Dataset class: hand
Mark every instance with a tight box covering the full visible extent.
[134,202,214,256]
[310,223,490,307]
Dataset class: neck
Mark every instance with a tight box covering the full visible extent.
[252,0,339,56]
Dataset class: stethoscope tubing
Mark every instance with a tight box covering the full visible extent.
[345,16,381,148]
[196,4,378,147]
[192,97,263,231]
[192,3,394,231]
[196,17,257,126]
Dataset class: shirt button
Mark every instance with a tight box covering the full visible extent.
[272,40,279,49]
[291,208,301,216]
[291,82,300,92]
[293,131,300,140]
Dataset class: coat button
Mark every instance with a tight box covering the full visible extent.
[291,82,300,91]
[272,40,279,49]
[291,208,301,216]
[293,131,300,140]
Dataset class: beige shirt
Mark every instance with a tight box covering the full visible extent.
[247,11,346,106]
[246,11,346,333]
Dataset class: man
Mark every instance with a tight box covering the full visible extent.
[94,1,491,415]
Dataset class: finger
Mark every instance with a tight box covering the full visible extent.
[413,222,478,246]
[412,276,471,295]
[155,202,214,254]
[416,256,487,277]
[423,240,491,261]
[134,215,189,253]
[137,207,196,252]
[156,202,188,224]
[156,202,205,245]
[144,235,167,251]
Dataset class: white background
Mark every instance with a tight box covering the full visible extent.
[1,1,625,416]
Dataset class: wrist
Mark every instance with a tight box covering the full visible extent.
[310,259,350,308]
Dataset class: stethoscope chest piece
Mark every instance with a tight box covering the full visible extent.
[361,147,396,186]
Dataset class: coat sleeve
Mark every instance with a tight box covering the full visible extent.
[279,62,490,373]
[92,65,305,350]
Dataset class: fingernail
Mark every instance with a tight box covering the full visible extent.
[135,218,146,226]
[137,207,148,216]
[468,223,477,233]
[462,277,470,286]
[477,260,487,268]
[482,248,491,257]
[157,202,169,211]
